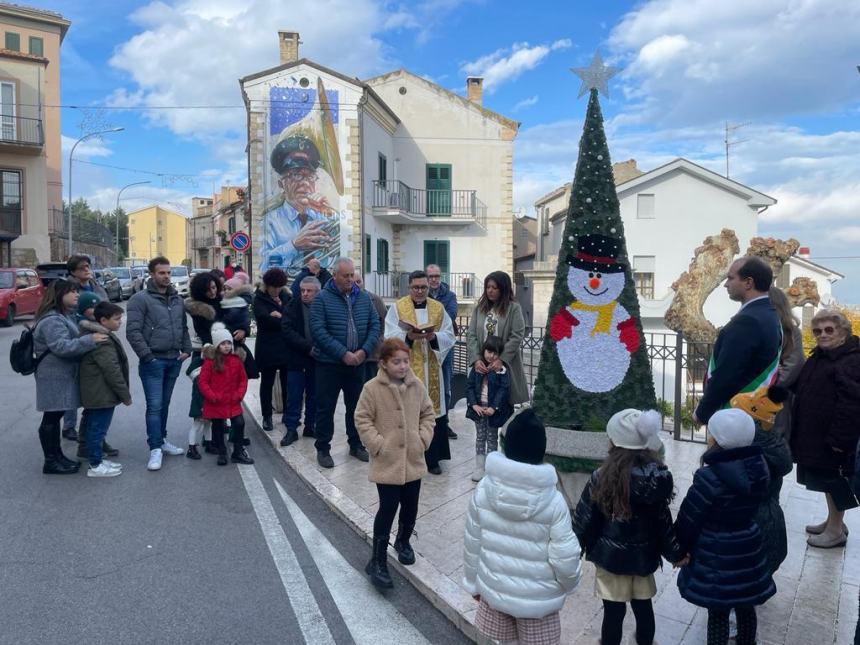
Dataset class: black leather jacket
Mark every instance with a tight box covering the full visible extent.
[572,461,682,576]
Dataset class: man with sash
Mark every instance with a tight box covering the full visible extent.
[695,256,782,425]
[385,270,455,474]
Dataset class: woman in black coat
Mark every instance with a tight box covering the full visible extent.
[791,309,860,548]
[675,409,775,645]
[252,268,292,431]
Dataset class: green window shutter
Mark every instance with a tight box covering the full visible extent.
[28,36,43,57]
[5,32,20,51]
[423,240,449,275]
[376,239,388,272]
[425,164,452,215]
[364,234,371,274]
[378,154,387,183]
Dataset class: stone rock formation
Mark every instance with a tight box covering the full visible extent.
[664,229,740,343]
[745,237,800,279]
[786,277,820,308]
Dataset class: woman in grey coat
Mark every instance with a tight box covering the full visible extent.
[466,271,529,404]
[33,279,107,474]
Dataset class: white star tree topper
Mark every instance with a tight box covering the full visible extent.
[571,51,620,99]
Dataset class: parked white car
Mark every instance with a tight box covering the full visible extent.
[170,266,190,297]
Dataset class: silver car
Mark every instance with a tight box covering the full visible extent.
[108,266,140,299]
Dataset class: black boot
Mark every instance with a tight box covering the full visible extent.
[230,423,254,464]
[280,429,299,447]
[394,522,416,565]
[365,535,394,589]
[40,424,78,475]
[102,441,119,457]
[52,427,80,471]
[262,416,273,432]
[61,425,78,441]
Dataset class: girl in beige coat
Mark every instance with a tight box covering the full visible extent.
[355,337,436,589]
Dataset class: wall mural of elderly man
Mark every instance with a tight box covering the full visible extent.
[260,78,345,281]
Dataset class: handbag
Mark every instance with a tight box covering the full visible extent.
[238,342,259,379]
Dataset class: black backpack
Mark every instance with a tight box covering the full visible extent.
[9,320,50,375]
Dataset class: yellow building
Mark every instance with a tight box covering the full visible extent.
[127,205,187,265]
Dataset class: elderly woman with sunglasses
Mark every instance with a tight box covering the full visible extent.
[790,309,860,548]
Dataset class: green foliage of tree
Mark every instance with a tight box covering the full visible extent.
[62,199,129,261]
[532,89,656,432]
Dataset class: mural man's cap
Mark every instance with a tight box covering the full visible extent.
[565,233,624,274]
[270,135,321,174]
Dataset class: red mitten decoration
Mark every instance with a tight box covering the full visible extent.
[550,308,579,342]
[617,318,640,353]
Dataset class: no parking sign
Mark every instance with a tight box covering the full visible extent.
[230,231,251,253]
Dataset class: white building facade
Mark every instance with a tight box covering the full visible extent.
[524,158,842,332]
[241,33,517,310]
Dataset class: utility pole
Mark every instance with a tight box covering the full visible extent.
[724,121,750,179]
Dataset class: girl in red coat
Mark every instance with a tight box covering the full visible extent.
[197,323,252,466]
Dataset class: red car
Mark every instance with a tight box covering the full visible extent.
[0,268,45,326]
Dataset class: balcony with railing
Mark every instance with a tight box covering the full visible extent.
[192,235,215,249]
[371,180,486,228]
[367,271,477,301]
[0,115,44,153]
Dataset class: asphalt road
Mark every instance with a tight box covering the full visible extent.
[0,307,471,645]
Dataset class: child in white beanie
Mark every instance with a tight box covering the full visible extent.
[674,408,775,645]
[572,408,684,645]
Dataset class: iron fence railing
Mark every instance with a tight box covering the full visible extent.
[451,316,713,443]
[192,236,215,249]
[50,207,115,248]
[0,114,43,146]
[368,271,477,301]
[372,180,487,227]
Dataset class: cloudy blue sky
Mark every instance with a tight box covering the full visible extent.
[48,0,859,300]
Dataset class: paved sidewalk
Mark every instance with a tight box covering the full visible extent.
[244,386,859,644]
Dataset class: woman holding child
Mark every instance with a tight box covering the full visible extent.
[466,271,529,405]
[32,279,108,475]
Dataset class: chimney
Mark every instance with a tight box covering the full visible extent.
[798,246,810,259]
[278,31,300,64]
[466,76,483,105]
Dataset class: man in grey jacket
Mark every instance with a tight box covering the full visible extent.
[126,256,191,471]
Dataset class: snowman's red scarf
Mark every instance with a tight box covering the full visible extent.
[569,300,615,336]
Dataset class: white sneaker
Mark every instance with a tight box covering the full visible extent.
[471,454,486,482]
[161,441,184,456]
[102,460,122,470]
[147,448,163,471]
[88,462,122,478]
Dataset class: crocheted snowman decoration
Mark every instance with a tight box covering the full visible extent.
[549,234,640,392]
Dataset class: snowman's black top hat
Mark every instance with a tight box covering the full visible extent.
[565,234,624,274]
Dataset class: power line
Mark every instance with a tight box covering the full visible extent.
[76,158,208,179]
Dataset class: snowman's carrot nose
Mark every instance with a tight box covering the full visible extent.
[589,277,601,289]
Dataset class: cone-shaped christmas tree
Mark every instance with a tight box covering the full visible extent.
[532,60,656,432]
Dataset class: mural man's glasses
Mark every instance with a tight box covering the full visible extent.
[284,169,317,182]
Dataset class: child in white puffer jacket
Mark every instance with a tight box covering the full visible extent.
[463,408,582,645]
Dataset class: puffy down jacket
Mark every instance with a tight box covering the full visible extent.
[463,452,582,619]
[675,445,776,610]
[573,461,683,576]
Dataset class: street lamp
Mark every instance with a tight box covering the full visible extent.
[115,180,150,260]
[67,127,124,257]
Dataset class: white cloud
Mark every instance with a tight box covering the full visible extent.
[461,38,572,93]
[61,134,114,158]
[609,0,860,126]
[109,0,400,138]
[512,95,539,112]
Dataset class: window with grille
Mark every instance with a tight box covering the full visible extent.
[633,255,656,299]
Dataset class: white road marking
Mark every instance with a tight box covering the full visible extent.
[238,465,335,645]
[274,480,432,645]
